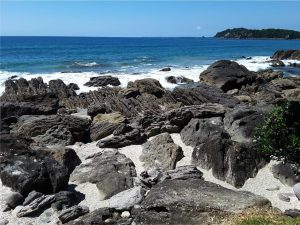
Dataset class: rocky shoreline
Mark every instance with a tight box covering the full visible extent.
[1,50,300,225]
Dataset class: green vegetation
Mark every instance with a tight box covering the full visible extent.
[255,101,300,165]
[221,208,300,225]
[215,28,300,39]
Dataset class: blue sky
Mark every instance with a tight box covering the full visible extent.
[1,1,300,37]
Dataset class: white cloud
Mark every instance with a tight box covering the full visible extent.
[196,26,202,30]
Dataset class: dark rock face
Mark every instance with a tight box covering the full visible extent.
[224,105,270,143]
[87,104,109,118]
[0,155,69,195]
[271,50,300,60]
[269,59,285,67]
[172,84,238,108]
[5,192,24,209]
[90,122,119,141]
[97,128,146,148]
[160,67,171,72]
[11,115,91,144]
[127,78,165,98]
[133,179,271,225]
[257,69,283,82]
[84,76,121,87]
[141,133,184,171]
[58,205,89,223]
[199,60,257,92]
[70,150,136,200]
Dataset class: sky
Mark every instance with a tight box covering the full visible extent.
[1,1,300,37]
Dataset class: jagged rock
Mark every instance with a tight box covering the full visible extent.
[166,76,194,84]
[64,208,130,225]
[4,192,24,209]
[272,162,300,186]
[97,128,146,148]
[271,78,297,90]
[172,84,238,107]
[52,191,80,211]
[199,60,257,92]
[87,104,109,118]
[84,76,121,87]
[0,155,69,195]
[58,205,89,223]
[127,78,165,98]
[271,50,300,60]
[90,122,119,141]
[141,133,183,171]
[11,114,91,144]
[67,83,80,91]
[268,59,285,67]
[70,150,136,200]
[93,112,125,124]
[32,125,74,146]
[23,191,43,206]
[224,105,270,143]
[16,194,56,217]
[133,179,271,225]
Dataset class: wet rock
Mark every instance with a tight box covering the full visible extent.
[199,60,257,92]
[127,78,165,98]
[67,83,80,91]
[97,128,146,148]
[172,84,238,108]
[271,50,300,60]
[4,192,24,209]
[133,179,270,225]
[70,150,136,200]
[84,76,121,87]
[166,76,194,84]
[269,59,285,67]
[160,67,171,72]
[141,133,184,171]
[58,205,89,223]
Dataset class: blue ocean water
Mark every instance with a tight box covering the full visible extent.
[1,36,300,74]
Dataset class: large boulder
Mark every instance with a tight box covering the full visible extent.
[127,78,165,98]
[140,133,184,171]
[84,76,121,87]
[199,60,257,92]
[166,76,194,84]
[133,178,271,225]
[10,114,91,144]
[271,50,300,60]
[0,155,69,195]
[172,84,238,108]
[70,150,136,200]
[224,105,270,143]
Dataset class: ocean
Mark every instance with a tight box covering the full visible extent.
[1,36,300,93]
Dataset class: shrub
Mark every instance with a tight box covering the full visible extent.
[255,101,300,165]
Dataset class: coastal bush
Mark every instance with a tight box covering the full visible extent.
[254,101,300,165]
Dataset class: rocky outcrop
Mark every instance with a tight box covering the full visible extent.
[84,76,121,87]
[172,84,238,107]
[257,69,283,82]
[127,78,165,98]
[97,128,146,148]
[133,178,271,225]
[166,76,194,84]
[199,60,257,92]
[140,133,184,171]
[271,50,300,60]
[10,114,91,144]
[70,150,136,200]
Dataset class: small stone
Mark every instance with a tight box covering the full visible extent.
[121,211,131,218]
[266,186,280,191]
[5,192,24,209]
[278,193,290,202]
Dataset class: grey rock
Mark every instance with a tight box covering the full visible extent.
[133,179,271,225]
[84,76,120,87]
[272,162,300,187]
[160,67,171,72]
[23,191,43,206]
[87,104,109,118]
[141,133,184,171]
[90,122,119,141]
[166,76,194,84]
[278,193,290,202]
[52,191,80,211]
[285,209,300,218]
[5,192,24,209]
[127,78,165,98]
[271,50,300,60]
[58,205,89,223]
[0,220,8,225]
[70,150,136,200]
[199,60,257,92]
[16,194,56,217]
[293,183,300,200]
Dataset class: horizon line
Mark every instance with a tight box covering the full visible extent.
[0,35,212,38]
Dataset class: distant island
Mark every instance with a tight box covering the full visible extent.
[215,28,300,39]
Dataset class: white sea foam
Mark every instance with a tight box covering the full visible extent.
[75,62,98,67]
[0,56,298,95]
